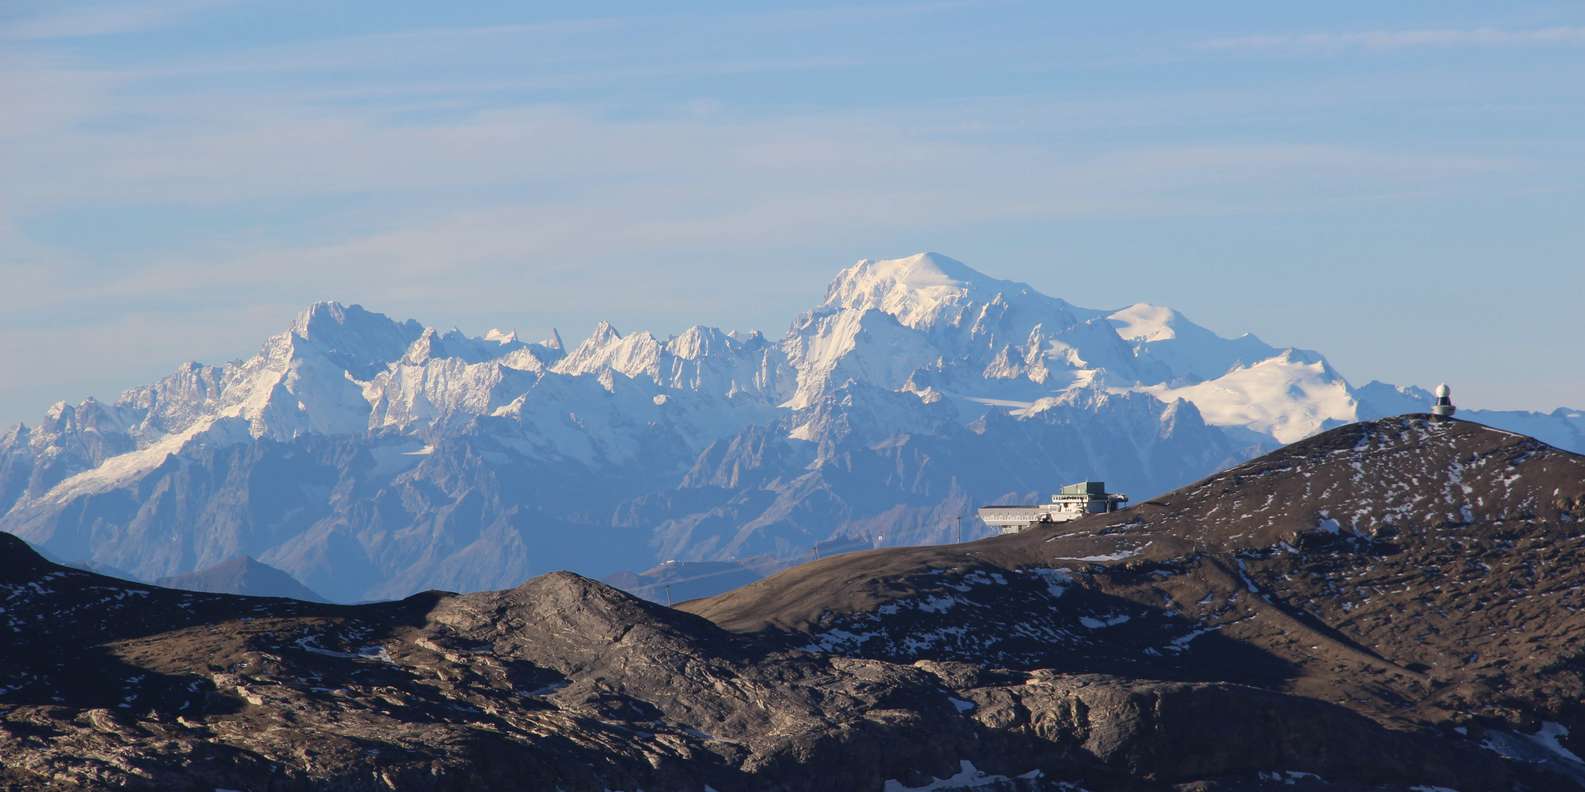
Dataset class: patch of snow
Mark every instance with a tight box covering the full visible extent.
[294,635,394,664]
[883,760,1051,792]
[1135,350,1355,443]
[1480,721,1585,781]
[1258,770,1323,785]
[1315,512,1341,535]
[1079,614,1131,629]
[1052,546,1143,563]
[899,625,971,654]
[1026,568,1073,598]
[1165,625,1220,653]
[1532,721,1585,765]
[42,415,251,502]
[801,627,881,653]
[1236,558,1259,593]
[915,595,963,614]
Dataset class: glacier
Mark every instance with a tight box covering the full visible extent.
[2,252,1580,602]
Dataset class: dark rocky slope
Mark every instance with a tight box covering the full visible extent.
[687,415,1585,787]
[1,415,1583,790]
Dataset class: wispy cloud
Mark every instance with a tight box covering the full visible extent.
[1198,26,1585,53]
[2,0,229,40]
[3,3,1582,422]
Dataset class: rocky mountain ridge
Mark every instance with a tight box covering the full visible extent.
[3,416,1585,789]
[2,253,1580,601]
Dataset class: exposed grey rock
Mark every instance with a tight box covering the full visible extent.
[3,417,1584,789]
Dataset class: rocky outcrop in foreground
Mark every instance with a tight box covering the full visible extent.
[4,416,1585,789]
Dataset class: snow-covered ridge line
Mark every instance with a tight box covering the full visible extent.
[3,252,1581,601]
[9,251,1582,497]
[10,252,1577,460]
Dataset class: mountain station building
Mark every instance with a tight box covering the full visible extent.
[978,481,1129,535]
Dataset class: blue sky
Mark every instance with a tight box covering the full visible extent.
[2,1,1583,426]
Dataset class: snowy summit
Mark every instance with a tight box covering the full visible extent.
[1,253,1581,602]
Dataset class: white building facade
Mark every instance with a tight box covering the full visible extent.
[978,481,1129,535]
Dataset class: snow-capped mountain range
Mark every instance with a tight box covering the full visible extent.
[3,253,1580,601]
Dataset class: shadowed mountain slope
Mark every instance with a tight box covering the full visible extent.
[3,416,1585,789]
[155,556,327,602]
[683,416,1585,782]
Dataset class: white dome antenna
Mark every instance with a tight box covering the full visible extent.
[1431,383,1456,418]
